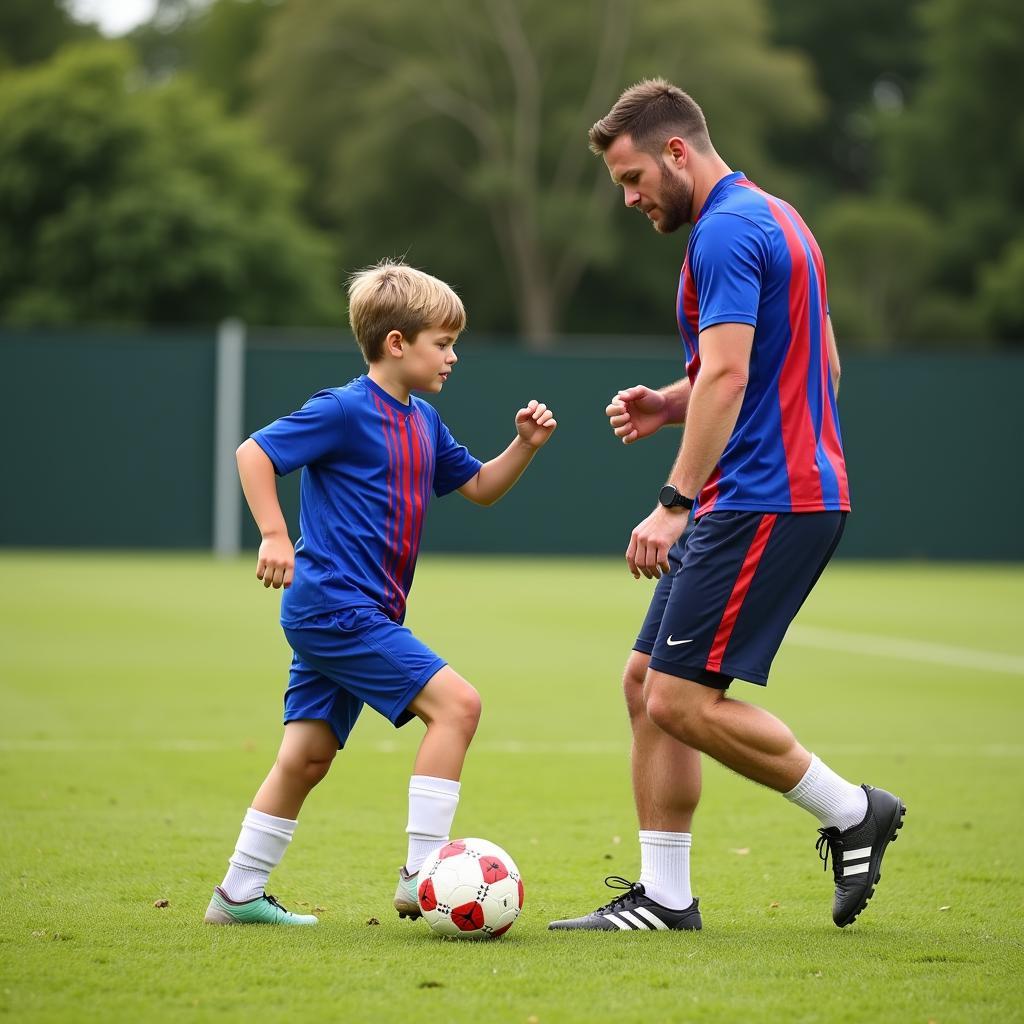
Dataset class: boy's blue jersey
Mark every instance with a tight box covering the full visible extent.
[251,375,482,626]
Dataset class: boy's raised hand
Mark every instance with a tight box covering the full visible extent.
[515,399,557,449]
[257,533,295,589]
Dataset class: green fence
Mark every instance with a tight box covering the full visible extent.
[2,329,1021,559]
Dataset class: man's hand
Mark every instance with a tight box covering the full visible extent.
[515,399,557,449]
[606,385,669,444]
[257,532,294,589]
[626,506,688,579]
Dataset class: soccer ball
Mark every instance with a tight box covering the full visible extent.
[417,837,524,939]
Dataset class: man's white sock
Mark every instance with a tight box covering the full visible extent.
[785,754,868,831]
[406,775,461,874]
[220,808,297,903]
[638,830,693,910]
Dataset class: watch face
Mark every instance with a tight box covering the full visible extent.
[659,484,677,507]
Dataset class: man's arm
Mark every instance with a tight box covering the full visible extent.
[666,323,752,501]
[236,438,294,589]
[625,323,752,579]
[458,400,556,506]
[826,314,841,397]
[606,377,691,444]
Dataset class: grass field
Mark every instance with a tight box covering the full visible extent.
[2,551,1023,1023]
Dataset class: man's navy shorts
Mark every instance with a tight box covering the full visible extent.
[635,510,846,688]
[282,606,447,747]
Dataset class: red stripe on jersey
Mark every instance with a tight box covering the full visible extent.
[391,413,423,599]
[777,199,850,507]
[373,396,405,619]
[412,409,433,512]
[679,257,700,366]
[679,258,723,515]
[740,183,824,508]
[698,464,721,516]
[706,513,777,673]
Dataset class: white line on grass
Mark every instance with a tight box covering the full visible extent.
[2,739,1024,757]
[788,625,1024,676]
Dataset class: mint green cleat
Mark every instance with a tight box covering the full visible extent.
[394,867,421,920]
[204,887,318,926]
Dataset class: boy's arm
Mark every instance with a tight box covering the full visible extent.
[236,438,294,589]
[458,400,556,507]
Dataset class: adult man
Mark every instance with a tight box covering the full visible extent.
[549,79,904,933]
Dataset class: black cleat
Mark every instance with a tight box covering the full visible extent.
[548,876,701,932]
[816,784,906,927]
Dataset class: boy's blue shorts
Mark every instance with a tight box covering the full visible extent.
[282,606,447,748]
[636,510,846,688]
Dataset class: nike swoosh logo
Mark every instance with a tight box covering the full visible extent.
[666,637,694,646]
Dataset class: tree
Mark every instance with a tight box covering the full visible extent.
[130,0,283,113]
[252,0,822,344]
[815,198,987,347]
[0,0,98,71]
[879,0,1024,345]
[0,43,338,327]
[765,0,924,204]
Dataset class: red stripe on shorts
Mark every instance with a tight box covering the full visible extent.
[706,513,777,673]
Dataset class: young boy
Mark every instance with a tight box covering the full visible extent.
[204,260,556,926]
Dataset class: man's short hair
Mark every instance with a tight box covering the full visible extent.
[347,259,466,364]
[589,78,711,156]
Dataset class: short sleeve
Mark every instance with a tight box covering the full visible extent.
[433,417,482,497]
[690,213,768,331]
[251,390,348,476]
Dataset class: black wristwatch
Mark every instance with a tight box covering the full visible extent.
[658,484,694,511]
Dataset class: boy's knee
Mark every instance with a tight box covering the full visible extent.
[455,684,482,734]
[278,746,336,788]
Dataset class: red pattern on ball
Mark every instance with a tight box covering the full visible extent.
[452,901,485,931]
[418,877,437,912]
[438,841,466,860]
[479,856,509,883]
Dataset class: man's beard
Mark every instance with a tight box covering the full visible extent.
[652,166,693,233]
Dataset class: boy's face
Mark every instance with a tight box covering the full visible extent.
[399,326,459,393]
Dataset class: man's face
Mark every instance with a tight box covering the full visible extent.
[604,134,693,234]
[400,326,459,393]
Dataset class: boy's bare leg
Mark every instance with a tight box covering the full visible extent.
[207,720,336,924]
[391,667,482,917]
[252,719,339,819]
[625,651,701,909]
[407,666,482,780]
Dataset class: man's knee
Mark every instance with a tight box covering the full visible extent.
[643,674,711,744]
[622,650,650,721]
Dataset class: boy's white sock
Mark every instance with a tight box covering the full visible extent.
[405,775,461,874]
[638,830,693,910]
[220,808,297,902]
[785,754,868,831]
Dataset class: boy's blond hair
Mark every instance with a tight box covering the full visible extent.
[347,259,466,364]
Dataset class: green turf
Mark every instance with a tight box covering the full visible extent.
[2,552,1023,1023]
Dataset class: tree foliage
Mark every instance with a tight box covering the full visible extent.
[0,0,97,71]
[130,0,282,113]
[0,43,338,327]
[879,0,1024,343]
[251,0,822,344]
[4,0,1020,347]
